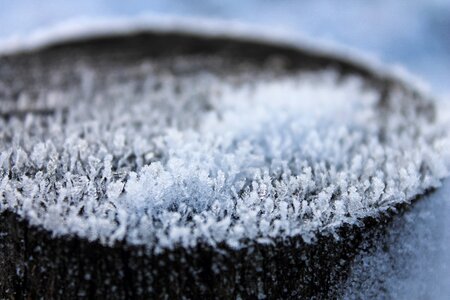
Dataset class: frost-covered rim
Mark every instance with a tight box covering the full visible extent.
[1,15,448,252]
[0,15,431,96]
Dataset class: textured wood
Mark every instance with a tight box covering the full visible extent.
[1,209,400,299]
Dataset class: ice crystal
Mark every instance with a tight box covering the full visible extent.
[0,62,448,251]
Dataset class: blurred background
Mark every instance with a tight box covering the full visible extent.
[1,1,449,298]
[0,0,449,96]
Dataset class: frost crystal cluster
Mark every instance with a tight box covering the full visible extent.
[0,61,448,251]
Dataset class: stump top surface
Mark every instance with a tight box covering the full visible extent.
[0,29,447,251]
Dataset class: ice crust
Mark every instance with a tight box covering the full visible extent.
[0,63,448,251]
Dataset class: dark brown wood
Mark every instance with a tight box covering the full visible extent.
[1,208,403,299]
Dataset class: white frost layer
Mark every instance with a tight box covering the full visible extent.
[0,70,448,251]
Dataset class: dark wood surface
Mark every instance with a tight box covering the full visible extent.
[1,209,402,299]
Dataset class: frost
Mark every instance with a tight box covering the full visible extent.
[0,62,449,252]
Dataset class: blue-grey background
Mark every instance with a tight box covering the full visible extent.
[0,0,449,94]
[1,1,449,298]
